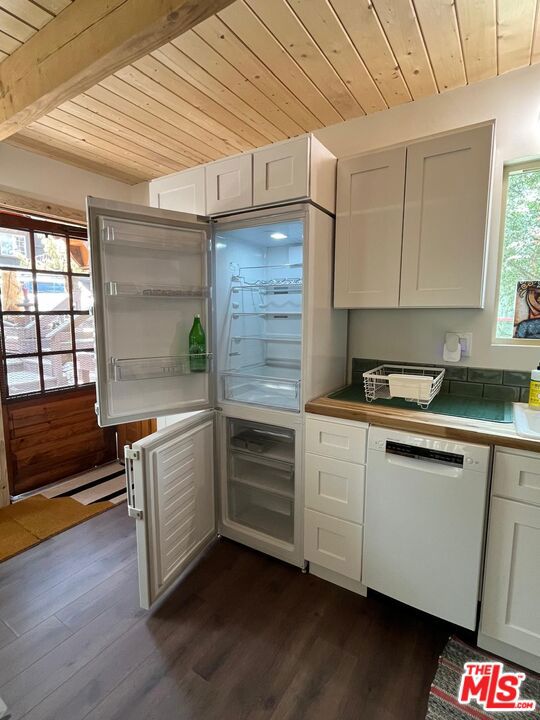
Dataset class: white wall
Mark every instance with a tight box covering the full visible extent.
[315,63,540,372]
[0,143,133,210]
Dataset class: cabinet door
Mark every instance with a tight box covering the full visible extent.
[149,168,206,215]
[205,155,252,214]
[127,411,216,609]
[304,508,363,580]
[305,453,365,522]
[253,136,309,207]
[400,124,493,308]
[480,498,540,657]
[334,147,406,308]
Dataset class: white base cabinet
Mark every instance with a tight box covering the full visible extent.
[479,448,540,672]
[304,415,367,595]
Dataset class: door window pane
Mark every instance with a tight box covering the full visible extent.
[43,353,75,390]
[39,314,72,352]
[72,276,92,310]
[74,315,94,349]
[36,273,69,311]
[3,315,37,355]
[70,238,90,273]
[6,356,41,395]
[0,217,92,398]
[0,229,31,269]
[76,351,96,385]
[34,233,68,272]
[0,270,35,311]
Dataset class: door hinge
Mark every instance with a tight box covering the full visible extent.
[125,448,140,461]
[94,402,99,417]
[127,506,143,520]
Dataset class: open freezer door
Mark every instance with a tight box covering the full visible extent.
[87,197,212,427]
[126,410,216,609]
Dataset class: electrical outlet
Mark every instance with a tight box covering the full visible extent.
[458,333,473,358]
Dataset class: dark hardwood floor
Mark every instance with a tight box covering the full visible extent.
[0,506,452,720]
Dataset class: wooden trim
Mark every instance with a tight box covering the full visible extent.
[0,0,236,140]
[0,188,86,225]
[306,396,540,453]
[0,396,9,505]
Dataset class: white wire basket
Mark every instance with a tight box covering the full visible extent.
[363,364,445,409]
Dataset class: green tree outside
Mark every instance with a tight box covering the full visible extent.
[497,168,540,338]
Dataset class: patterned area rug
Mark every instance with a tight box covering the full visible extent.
[427,636,540,719]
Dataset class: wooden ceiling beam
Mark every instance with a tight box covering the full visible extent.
[0,0,235,140]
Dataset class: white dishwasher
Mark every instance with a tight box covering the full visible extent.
[363,426,490,629]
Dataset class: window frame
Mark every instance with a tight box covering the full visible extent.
[493,159,540,347]
[0,212,95,401]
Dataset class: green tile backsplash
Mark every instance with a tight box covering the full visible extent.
[467,367,503,384]
[352,358,529,403]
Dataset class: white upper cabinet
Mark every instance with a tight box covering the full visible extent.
[334,147,406,308]
[400,125,493,308]
[334,124,494,309]
[253,135,335,212]
[149,135,336,217]
[149,167,205,215]
[205,154,253,214]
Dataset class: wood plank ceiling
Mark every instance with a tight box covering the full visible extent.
[2,0,540,184]
[0,0,72,61]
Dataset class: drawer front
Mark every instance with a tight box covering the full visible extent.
[305,453,365,522]
[304,509,362,580]
[493,449,540,507]
[305,417,367,464]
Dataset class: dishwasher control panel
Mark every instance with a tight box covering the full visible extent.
[368,426,491,472]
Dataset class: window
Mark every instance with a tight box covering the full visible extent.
[0,213,94,398]
[496,162,540,341]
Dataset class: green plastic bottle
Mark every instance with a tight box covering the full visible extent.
[189,314,207,373]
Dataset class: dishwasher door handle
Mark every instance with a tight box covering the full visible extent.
[386,454,463,478]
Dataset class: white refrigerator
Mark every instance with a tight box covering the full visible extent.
[87,197,346,609]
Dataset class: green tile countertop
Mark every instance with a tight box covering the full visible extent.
[328,385,514,423]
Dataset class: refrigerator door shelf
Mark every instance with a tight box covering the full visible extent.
[111,354,212,382]
[106,281,209,299]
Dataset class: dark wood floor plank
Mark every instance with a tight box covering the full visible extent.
[0,534,136,635]
[0,618,16,649]
[54,558,138,631]
[0,616,73,687]
[0,506,454,720]
[0,574,145,718]
[0,505,130,581]
[0,509,133,604]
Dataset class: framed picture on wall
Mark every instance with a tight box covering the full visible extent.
[513,281,540,338]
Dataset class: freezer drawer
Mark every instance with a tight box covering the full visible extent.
[228,483,294,544]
